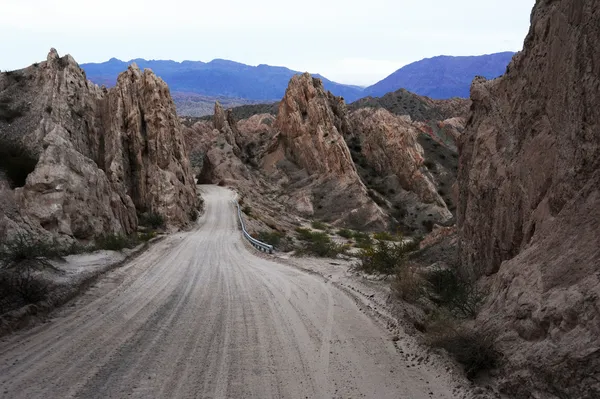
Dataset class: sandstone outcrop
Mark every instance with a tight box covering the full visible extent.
[266,73,386,228]
[0,49,198,240]
[458,0,600,396]
[348,108,452,232]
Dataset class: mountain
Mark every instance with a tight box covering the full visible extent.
[81,58,365,103]
[363,52,515,99]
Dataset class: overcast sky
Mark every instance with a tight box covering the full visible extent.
[1,0,535,86]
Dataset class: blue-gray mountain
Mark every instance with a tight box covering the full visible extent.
[81,58,365,102]
[81,52,515,114]
[363,52,515,99]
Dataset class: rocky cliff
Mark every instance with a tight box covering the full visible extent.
[458,0,600,397]
[0,49,198,241]
[266,73,386,228]
[348,108,452,232]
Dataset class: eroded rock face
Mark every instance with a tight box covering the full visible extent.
[268,73,386,228]
[274,73,355,177]
[102,64,197,227]
[0,49,198,240]
[458,1,600,396]
[348,108,452,232]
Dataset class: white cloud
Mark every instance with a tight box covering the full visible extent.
[0,0,536,85]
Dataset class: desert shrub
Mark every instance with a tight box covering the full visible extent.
[358,241,404,274]
[310,220,328,230]
[295,228,345,258]
[189,209,199,222]
[357,240,418,274]
[12,269,49,303]
[337,229,354,239]
[373,231,400,242]
[0,233,60,271]
[242,206,252,216]
[353,231,373,249]
[392,265,426,302]
[428,325,501,379]
[138,231,157,242]
[95,234,138,251]
[139,212,165,229]
[257,231,285,247]
[425,269,484,318]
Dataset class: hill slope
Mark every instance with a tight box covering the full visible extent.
[364,52,515,99]
[81,58,365,103]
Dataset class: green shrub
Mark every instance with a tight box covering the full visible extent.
[373,231,400,242]
[353,231,373,249]
[138,231,157,242]
[310,220,328,230]
[139,212,165,229]
[295,228,345,258]
[242,206,252,216]
[95,234,138,251]
[257,231,285,247]
[357,240,418,274]
[337,229,354,239]
[425,269,484,318]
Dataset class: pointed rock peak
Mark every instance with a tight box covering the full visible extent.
[214,101,226,131]
[47,48,59,62]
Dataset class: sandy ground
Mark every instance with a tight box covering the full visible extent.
[0,185,471,399]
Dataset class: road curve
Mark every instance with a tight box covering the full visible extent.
[0,185,457,398]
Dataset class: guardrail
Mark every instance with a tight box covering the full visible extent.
[235,201,274,254]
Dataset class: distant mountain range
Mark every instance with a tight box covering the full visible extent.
[363,52,515,99]
[80,52,515,115]
[81,58,364,102]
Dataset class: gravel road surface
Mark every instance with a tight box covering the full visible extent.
[0,185,458,398]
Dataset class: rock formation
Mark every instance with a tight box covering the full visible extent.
[348,108,452,232]
[266,73,386,228]
[458,0,600,397]
[0,49,198,241]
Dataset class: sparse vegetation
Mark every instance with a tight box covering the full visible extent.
[337,228,354,239]
[257,231,285,247]
[138,231,157,242]
[295,228,346,258]
[427,321,501,379]
[138,212,165,230]
[425,268,484,318]
[357,240,417,274]
[0,233,65,308]
[189,209,199,222]
[310,220,328,230]
[373,231,400,242]
[94,234,139,251]
[353,231,373,249]
[391,265,426,302]
[0,233,61,272]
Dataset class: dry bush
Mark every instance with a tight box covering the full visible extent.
[392,265,426,302]
[427,320,501,379]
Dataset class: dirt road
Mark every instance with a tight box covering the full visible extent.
[0,186,459,398]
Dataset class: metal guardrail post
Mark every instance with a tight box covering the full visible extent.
[235,201,274,254]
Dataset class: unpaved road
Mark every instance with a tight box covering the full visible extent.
[0,186,459,398]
